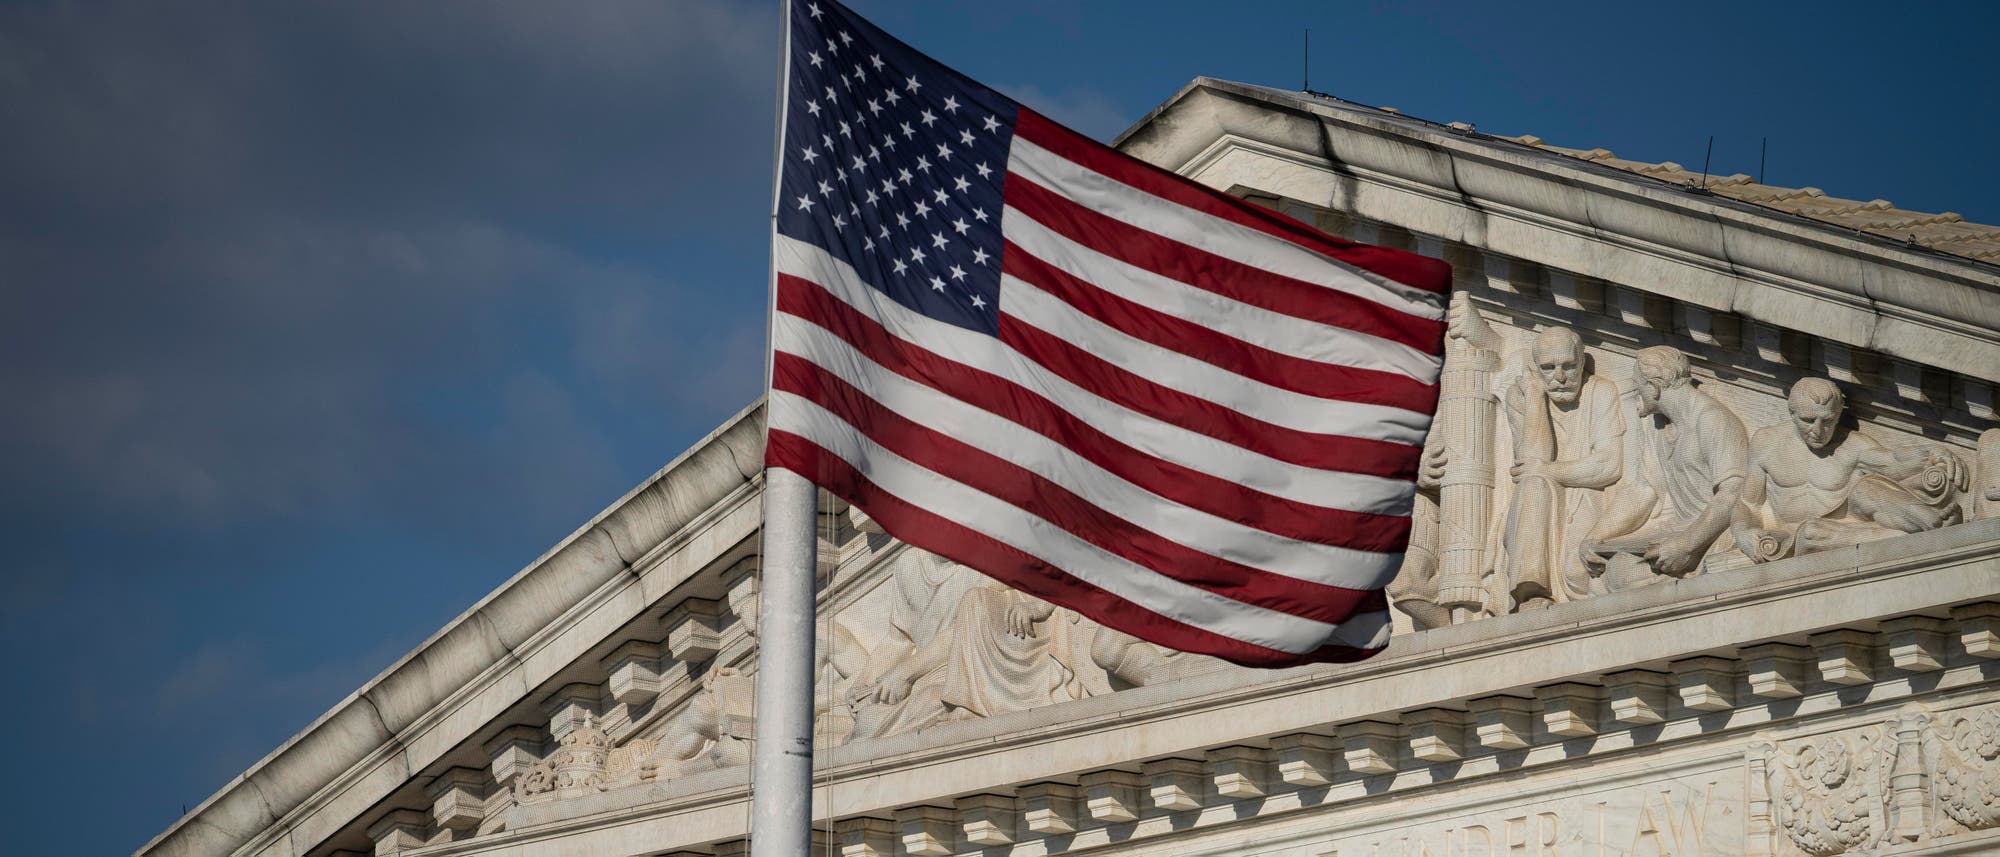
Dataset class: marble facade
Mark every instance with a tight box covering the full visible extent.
[140,79,2000,857]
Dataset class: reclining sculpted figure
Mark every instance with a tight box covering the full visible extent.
[1731,376,1966,560]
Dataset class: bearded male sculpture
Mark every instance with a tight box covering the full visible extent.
[1731,377,1966,560]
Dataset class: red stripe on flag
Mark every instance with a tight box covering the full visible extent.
[776,275,1416,549]
[1002,241,1439,413]
[766,430,1386,667]
[1000,311,1431,466]
[1014,108,1451,295]
[775,352,1395,620]
[1003,175,1443,355]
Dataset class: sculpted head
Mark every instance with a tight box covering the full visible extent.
[1787,377,1845,451]
[1632,346,1691,417]
[1531,327,1587,406]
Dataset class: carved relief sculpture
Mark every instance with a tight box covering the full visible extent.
[1583,345,1749,587]
[1765,728,1887,855]
[1975,429,2000,520]
[1934,707,2000,833]
[1732,377,1966,561]
[842,548,1085,740]
[1401,293,1501,624]
[1495,327,1626,607]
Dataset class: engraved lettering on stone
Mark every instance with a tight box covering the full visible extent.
[1732,378,1966,561]
[1319,775,1734,856]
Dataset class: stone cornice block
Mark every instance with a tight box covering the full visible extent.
[1079,770,1142,823]
[601,640,664,707]
[1143,758,1206,812]
[541,683,601,740]
[1341,721,1402,775]
[896,805,956,857]
[1469,695,1535,750]
[1482,253,1539,297]
[1604,670,1672,725]
[1671,656,1738,712]
[1269,733,1338,786]
[1611,286,1664,329]
[1952,602,2000,658]
[1206,746,1271,799]
[1881,616,1951,672]
[423,767,486,832]
[1545,270,1601,312]
[834,816,895,857]
[1015,783,1078,835]
[1810,629,1878,685]
[1404,708,1467,763]
[1968,381,1998,421]
[663,598,724,663]
[1890,360,1933,403]
[366,809,429,855]
[482,725,545,787]
[1741,643,1814,698]
[1753,323,1802,366]
[956,794,1015,846]
[1536,683,1601,737]
[1678,304,1737,347]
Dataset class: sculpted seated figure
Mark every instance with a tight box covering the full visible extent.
[844,549,1081,740]
[1731,377,1966,561]
[1583,345,1749,587]
[1415,326,1625,610]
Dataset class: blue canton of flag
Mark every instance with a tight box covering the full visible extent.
[776,0,1014,335]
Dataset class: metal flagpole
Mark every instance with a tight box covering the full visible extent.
[752,0,818,855]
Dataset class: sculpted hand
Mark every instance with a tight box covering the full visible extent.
[868,668,913,704]
[1418,445,1449,490]
[1644,536,1701,577]
[1004,603,1036,639]
[1511,458,1548,484]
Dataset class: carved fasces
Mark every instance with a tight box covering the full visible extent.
[1393,301,1983,629]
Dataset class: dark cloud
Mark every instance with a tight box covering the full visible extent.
[0,0,778,532]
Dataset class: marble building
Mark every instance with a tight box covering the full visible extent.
[139,79,2000,857]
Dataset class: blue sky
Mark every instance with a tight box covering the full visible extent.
[1,1,1995,853]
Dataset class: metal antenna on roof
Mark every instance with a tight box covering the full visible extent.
[1759,137,1768,185]
[1303,28,1310,92]
[1699,135,1714,190]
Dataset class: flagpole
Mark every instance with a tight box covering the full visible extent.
[752,1,818,855]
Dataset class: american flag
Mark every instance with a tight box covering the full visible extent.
[767,0,1449,667]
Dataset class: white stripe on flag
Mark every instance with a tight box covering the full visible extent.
[1002,212,1442,382]
[1001,267,1430,442]
[771,389,1394,653]
[779,313,1411,580]
[1006,134,1445,320]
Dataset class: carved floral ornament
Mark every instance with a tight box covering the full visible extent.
[1392,295,1994,628]
[1752,703,2000,856]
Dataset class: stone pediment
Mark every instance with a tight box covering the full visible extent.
[142,79,2000,857]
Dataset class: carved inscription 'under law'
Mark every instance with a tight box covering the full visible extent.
[1322,777,1735,857]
